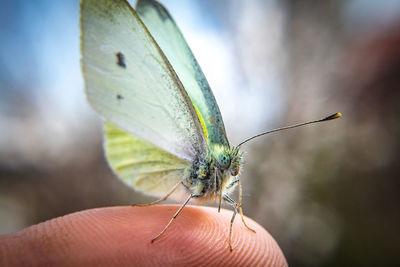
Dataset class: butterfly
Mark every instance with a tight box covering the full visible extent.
[80,0,341,251]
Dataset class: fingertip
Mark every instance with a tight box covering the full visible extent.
[0,205,287,266]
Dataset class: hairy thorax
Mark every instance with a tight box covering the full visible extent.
[183,145,243,202]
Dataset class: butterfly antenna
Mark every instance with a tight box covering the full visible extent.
[210,117,230,148]
[237,112,342,147]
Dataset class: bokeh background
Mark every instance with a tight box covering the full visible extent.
[1,0,400,266]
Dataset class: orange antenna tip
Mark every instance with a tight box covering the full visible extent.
[321,112,342,121]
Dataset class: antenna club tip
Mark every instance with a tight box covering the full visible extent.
[332,112,342,119]
[323,112,342,121]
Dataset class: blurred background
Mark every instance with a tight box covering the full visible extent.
[1,0,400,266]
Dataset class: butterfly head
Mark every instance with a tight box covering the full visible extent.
[214,145,242,177]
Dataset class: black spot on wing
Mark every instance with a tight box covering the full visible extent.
[116,52,126,68]
[116,94,124,104]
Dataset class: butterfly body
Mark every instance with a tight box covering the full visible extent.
[183,145,243,202]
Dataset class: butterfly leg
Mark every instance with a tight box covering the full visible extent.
[132,181,181,207]
[223,192,256,251]
[151,192,200,243]
[215,167,223,213]
[226,177,239,190]
[238,180,256,233]
[223,194,238,251]
[225,179,256,232]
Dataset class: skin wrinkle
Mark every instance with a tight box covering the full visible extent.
[182,214,219,265]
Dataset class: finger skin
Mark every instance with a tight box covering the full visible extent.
[0,205,287,266]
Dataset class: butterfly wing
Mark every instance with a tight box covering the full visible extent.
[104,122,190,197]
[81,0,206,162]
[136,0,229,148]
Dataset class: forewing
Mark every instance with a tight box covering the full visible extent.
[104,122,190,197]
[81,0,206,161]
[136,0,229,147]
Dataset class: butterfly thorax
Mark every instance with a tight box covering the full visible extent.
[183,145,243,202]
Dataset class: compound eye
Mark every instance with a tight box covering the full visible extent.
[217,152,231,169]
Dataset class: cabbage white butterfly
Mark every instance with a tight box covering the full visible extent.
[80,0,341,250]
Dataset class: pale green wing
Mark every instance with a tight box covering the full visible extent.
[104,122,189,197]
[136,0,229,148]
[81,0,206,162]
